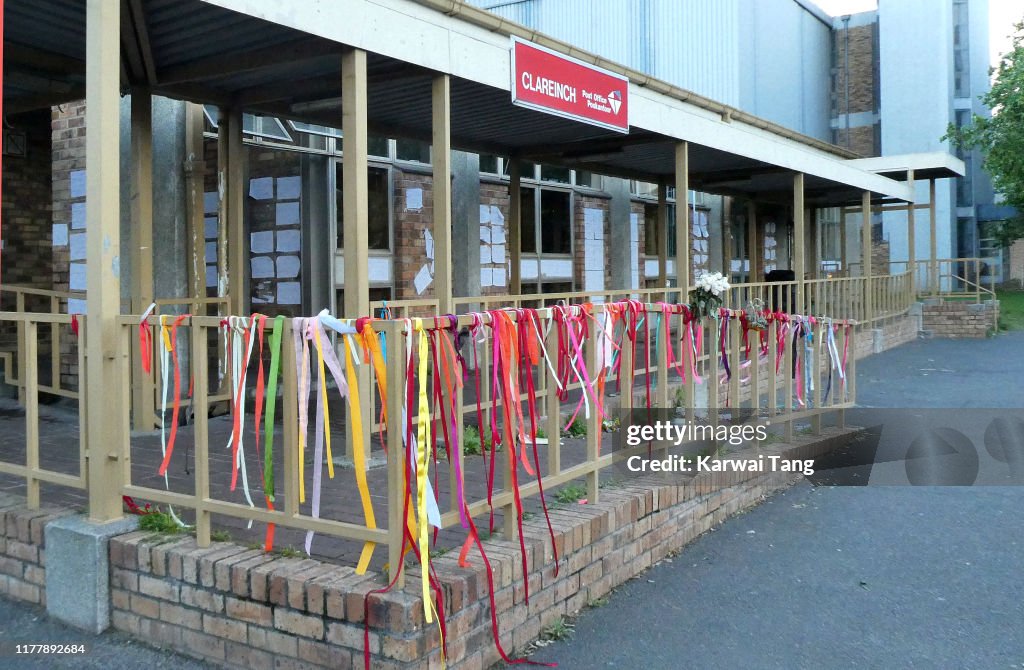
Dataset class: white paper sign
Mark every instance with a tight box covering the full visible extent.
[406,188,423,211]
[413,265,433,294]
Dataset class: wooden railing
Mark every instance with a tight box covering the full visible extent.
[103,301,854,581]
[0,286,86,401]
[0,311,88,506]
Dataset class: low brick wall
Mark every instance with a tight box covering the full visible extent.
[0,430,856,669]
[0,500,75,607]
[922,300,999,339]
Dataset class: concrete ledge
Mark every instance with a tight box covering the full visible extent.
[44,515,139,633]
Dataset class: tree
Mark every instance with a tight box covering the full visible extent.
[944,20,1024,248]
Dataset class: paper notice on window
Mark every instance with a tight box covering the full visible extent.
[413,265,433,295]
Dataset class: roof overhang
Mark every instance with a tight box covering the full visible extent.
[4,0,915,205]
[847,152,966,182]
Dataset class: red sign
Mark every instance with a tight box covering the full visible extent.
[511,37,630,133]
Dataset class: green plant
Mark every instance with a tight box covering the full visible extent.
[277,546,302,558]
[673,387,688,409]
[554,483,588,505]
[522,511,536,521]
[138,510,184,534]
[997,290,1024,331]
[562,420,587,438]
[944,20,1024,249]
[602,418,621,432]
[587,595,610,608]
[462,425,497,456]
[211,530,232,543]
[535,426,547,439]
[541,617,574,642]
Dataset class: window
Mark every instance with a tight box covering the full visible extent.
[644,204,659,256]
[368,135,390,158]
[520,187,537,253]
[479,154,501,174]
[540,164,571,184]
[540,190,571,254]
[337,165,390,250]
[953,0,970,98]
[575,170,601,189]
[395,139,430,163]
[288,121,342,138]
[954,110,974,206]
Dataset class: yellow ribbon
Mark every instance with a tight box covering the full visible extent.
[313,325,335,479]
[345,332,377,574]
[414,319,432,624]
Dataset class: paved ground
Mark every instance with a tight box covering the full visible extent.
[0,599,214,669]
[535,331,1024,669]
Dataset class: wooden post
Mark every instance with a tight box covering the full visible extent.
[432,74,453,315]
[839,209,848,277]
[85,0,128,521]
[545,322,561,476]
[342,49,371,462]
[130,90,155,431]
[675,142,690,295]
[191,320,211,547]
[929,178,938,295]
[509,160,522,296]
[793,174,805,314]
[862,191,873,321]
[25,322,39,508]
[747,200,758,283]
[585,307,600,503]
[722,198,733,282]
[385,321,406,588]
[906,169,916,292]
[657,182,668,291]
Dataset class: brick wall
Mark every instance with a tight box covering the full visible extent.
[393,169,435,302]
[922,301,998,338]
[1,112,54,291]
[871,240,890,275]
[0,500,76,607]
[101,435,837,669]
[831,21,880,156]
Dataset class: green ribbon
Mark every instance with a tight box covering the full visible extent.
[262,315,285,501]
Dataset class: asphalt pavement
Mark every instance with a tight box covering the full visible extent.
[533,331,1024,669]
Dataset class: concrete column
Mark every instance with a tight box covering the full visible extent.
[452,150,481,304]
[608,176,633,290]
[508,160,522,295]
[301,146,331,313]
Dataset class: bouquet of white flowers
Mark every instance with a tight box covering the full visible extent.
[689,271,730,320]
